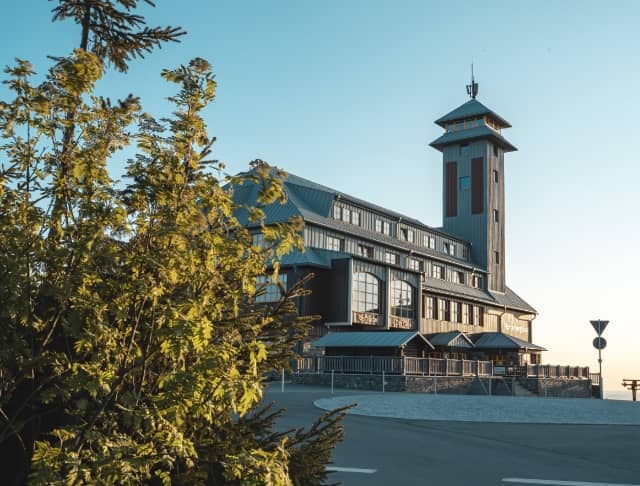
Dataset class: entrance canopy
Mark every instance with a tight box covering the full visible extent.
[426,331,474,349]
[471,332,546,352]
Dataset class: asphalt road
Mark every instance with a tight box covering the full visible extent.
[262,384,640,486]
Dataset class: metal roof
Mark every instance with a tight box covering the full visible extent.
[430,125,517,153]
[434,99,512,128]
[313,331,434,349]
[423,278,536,314]
[471,332,547,351]
[427,331,475,349]
[279,247,348,269]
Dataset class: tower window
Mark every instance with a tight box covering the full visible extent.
[493,169,499,183]
[459,176,470,190]
[471,157,484,214]
[493,144,499,157]
[446,162,458,217]
[493,209,499,222]
[494,251,500,264]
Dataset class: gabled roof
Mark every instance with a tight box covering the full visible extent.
[434,99,511,128]
[471,332,546,351]
[279,247,349,269]
[313,331,434,349]
[427,331,475,349]
[430,125,517,152]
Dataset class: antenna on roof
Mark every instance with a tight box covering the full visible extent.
[466,63,478,99]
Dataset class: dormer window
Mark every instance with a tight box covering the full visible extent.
[400,228,414,243]
[333,206,341,219]
[342,208,351,223]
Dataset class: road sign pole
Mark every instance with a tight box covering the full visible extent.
[598,347,603,399]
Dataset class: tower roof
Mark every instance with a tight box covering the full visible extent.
[434,99,511,128]
[429,125,517,152]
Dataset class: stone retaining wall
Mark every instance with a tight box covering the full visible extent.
[292,373,593,398]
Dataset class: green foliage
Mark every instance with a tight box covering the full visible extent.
[0,1,346,484]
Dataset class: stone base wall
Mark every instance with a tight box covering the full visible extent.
[292,373,593,398]
[519,377,592,398]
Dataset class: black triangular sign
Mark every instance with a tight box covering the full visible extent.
[590,320,609,336]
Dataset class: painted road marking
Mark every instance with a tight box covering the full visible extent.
[327,466,377,474]
[502,478,640,486]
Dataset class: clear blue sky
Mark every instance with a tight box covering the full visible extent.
[2,1,639,395]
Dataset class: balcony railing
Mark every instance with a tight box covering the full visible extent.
[294,357,591,380]
[294,356,493,376]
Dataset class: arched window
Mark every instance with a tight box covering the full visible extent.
[391,280,414,318]
[352,272,380,314]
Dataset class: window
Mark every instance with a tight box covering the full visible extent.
[444,242,455,256]
[391,280,413,319]
[471,157,484,214]
[432,264,444,280]
[375,219,382,233]
[472,275,483,289]
[326,235,343,252]
[384,251,398,265]
[495,251,500,264]
[472,305,483,326]
[400,228,414,243]
[352,212,360,226]
[252,233,266,249]
[383,221,391,236]
[493,145,499,157]
[462,303,470,324]
[352,272,380,314]
[437,299,450,321]
[358,244,373,258]
[256,274,287,303]
[451,270,464,284]
[493,169,499,182]
[407,258,421,272]
[459,176,470,190]
[462,247,469,259]
[493,209,499,222]
[423,296,436,319]
[423,235,436,250]
[342,208,351,223]
[451,301,461,323]
[446,162,457,217]
[333,206,341,219]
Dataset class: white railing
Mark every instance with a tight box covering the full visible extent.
[526,364,590,379]
[295,356,493,376]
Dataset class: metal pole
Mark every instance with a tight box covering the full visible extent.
[331,369,334,394]
[382,370,385,393]
[281,368,285,392]
[598,347,603,399]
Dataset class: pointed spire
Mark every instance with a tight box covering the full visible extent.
[466,63,478,99]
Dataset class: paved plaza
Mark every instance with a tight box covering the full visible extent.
[315,392,640,425]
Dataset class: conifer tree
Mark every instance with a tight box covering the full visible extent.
[0,2,347,484]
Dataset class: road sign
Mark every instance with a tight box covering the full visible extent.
[593,337,607,350]
[590,320,609,336]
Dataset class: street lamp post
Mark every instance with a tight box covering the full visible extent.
[590,319,609,400]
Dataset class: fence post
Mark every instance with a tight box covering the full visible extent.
[331,369,334,394]
[433,375,437,395]
[445,358,449,377]
[382,370,386,393]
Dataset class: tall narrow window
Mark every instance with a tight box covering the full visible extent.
[383,221,391,235]
[446,162,458,217]
[342,208,350,223]
[493,169,499,183]
[471,157,484,214]
[352,212,360,226]
[493,209,499,222]
[333,206,341,219]
[391,280,414,319]
[352,272,380,314]
[495,251,500,264]
[375,219,382,233]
